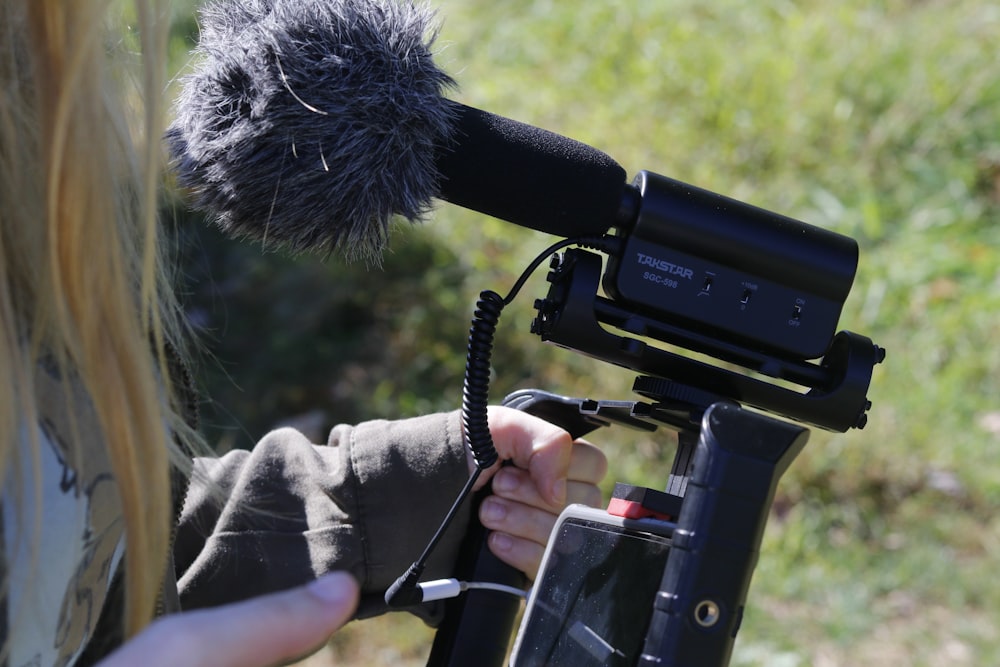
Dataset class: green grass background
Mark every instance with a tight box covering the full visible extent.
[164,0,1000,664]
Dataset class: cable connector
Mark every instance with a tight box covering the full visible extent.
[416,578,464,602]
[577,233,623,257]
[384,562,425,607]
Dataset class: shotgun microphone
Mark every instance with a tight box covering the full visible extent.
[166,0,628,260]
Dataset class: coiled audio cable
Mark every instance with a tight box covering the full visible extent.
[385,234,617,607]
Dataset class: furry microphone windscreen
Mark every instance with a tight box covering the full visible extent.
[166,0,457,260]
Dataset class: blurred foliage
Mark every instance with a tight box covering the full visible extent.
[168,203,472,449]
[162,0,1000,664]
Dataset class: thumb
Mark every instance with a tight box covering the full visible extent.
[98,572,360,667]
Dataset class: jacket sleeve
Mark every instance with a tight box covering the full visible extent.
[173,410,471,621]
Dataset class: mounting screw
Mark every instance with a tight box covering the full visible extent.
[693,599,722,628]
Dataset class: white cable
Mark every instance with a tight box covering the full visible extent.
[417,578,529,602]
[464,581,530,599]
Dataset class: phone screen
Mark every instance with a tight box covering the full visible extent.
[510,512,673,666]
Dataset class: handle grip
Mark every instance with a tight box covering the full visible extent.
[425,480,525,666]
[426,390,608,667]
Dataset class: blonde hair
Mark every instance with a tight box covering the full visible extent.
[1,0,194,642]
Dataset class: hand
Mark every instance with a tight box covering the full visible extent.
[470,406,607,579]
[97,572,359,667]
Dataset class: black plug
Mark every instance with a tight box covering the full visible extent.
[384,562,425,607]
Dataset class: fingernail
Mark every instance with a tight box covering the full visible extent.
[307,572,357,604]
[551,478,567,504]
[493,469,518,493]
[490,532,513,553]
[481,498,507,523]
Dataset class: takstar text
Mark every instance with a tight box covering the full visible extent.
[635,252,694,279]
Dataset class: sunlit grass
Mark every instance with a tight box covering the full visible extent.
[391,1,1000,664]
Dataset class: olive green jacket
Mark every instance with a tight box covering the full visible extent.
[3,358,471,666]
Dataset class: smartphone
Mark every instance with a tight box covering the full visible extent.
[509,504,675,666]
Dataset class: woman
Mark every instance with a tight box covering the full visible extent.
[0,1,606,665]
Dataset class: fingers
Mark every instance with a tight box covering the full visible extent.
[480,473,604,549]
[478,406,608,505]
[480,448,607,579]
[480,479,602,580]
[468,406,609,579]
[486,530,546,580]
[97,573,359,667]
[490,465,604,514]
[480,488,555,547]
[477,406,574,506]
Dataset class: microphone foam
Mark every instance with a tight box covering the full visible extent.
[166,0,456,259]
[437,105,627,237]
